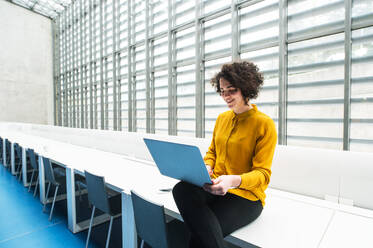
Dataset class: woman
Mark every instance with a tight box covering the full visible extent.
[172,61,277,248]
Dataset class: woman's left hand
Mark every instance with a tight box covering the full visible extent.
[203,175,241,195]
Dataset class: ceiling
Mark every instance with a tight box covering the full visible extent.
[8,0,71,19]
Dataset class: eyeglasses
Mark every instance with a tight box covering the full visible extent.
[219,88,238,97]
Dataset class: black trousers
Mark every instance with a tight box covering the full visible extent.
[172,181,263,248]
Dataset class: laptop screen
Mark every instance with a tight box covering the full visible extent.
[143,138,212,187]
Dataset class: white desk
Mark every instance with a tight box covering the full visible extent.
[227,193,333,248]
[1,131,123,233]
[2,131,175,237]
[41,136,178,248]
[319,211,373,248]
[127,183,336,248]
[3,130,373,248]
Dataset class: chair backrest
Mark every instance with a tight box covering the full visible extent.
[42,157,57,184]
[5,139,11,155]
[14,144,22,161]
[13,143,18,154]
[0,138,2,159]
[28,149,38,170]
[84,171,111,214]
[131,190,169,248]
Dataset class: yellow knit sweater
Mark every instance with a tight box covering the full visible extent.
[204,104,277,206]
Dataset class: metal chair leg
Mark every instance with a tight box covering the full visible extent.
[7,161,10,169]
[43,182,51,213]
[140,240,145,248]
[105,216,114,248]
[6,156,11,170]
[49,185,59,221]
[86,206,96,248]
[28,170,35,192]
[17,162,22,181]
[18,171,22,181]
[33,176,39,197]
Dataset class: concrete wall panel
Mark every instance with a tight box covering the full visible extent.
[0,1,53,124]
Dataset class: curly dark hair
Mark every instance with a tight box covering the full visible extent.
[210,61,264,104]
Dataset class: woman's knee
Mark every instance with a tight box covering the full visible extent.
[172,181,200,201]
[173,181,191,197]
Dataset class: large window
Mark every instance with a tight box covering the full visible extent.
[287,34,345,149]
[55,0,373,152]
[239,0,279,130]
[152,37,169,134]
[350,25,373,152]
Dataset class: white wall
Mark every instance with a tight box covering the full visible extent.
[0,1,54,125]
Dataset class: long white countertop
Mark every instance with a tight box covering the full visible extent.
[2,129,373,248]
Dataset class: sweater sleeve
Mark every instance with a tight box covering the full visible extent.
[239,119,277,190]
[203,116,219,169]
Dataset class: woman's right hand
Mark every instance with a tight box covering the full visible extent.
[206,165,213,176]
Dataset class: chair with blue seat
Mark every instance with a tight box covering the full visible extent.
[5,139,11,169]
[84,170,122,248]
[42,156,66,221]
[130,190,190,248]
[41,156,87,220]
[14,143,23,181]
[0,137,3,164]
